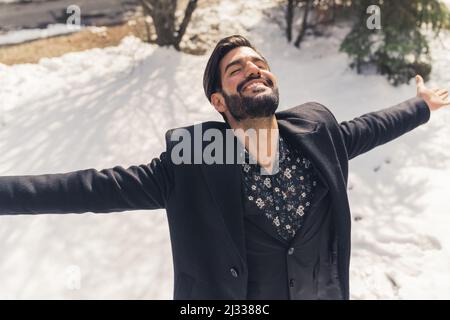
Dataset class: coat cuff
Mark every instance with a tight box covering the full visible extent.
[409,96,431,125]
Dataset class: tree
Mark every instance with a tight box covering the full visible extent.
[283,0,449,85]
[340,0,450,85]
[140,0,198,50]
[285,0,337,47]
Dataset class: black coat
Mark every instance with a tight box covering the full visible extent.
[0,97,430,299]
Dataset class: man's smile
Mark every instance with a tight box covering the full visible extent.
[241,79,270,93]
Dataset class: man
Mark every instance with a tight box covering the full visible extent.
[0,35,448,300]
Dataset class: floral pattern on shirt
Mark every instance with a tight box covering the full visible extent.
[241,135,318,241]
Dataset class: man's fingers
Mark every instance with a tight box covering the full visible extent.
[416,75,425,88]
[436,89,449,96]
[440,92,449,100]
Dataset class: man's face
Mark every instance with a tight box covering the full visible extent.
[214,46,279,122]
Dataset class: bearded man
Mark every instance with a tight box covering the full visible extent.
[0,35,448,300]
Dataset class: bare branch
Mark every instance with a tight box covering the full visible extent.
[174,0,198,49]
[140,0,154,16]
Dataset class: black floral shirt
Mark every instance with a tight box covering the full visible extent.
[241,134,318,242]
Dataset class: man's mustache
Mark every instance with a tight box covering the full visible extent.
[237,75,274,93]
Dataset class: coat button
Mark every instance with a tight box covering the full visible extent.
[230,268,239,278]
[288,247,295,255]
[289,278,295,287]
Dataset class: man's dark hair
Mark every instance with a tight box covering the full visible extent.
[203,35,266,122]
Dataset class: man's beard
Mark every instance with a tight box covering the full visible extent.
[222,77,279,122]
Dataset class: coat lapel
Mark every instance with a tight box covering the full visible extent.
[199,127,247,268]
[277,116,342,198]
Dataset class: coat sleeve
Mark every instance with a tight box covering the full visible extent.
[338,97,431,160]
[0,151,173,215]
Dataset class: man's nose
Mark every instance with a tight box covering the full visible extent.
[244,61,261,78]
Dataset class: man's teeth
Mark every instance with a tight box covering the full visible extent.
[246,82,266,90]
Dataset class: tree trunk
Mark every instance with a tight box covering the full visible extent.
[294,0,310,48]
[141,0,198,50]
[286,0,295,42]
[331,0,336,23]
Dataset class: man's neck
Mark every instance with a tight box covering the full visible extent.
[229,115,279,173]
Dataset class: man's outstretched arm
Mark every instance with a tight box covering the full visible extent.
[0,152,173,215]
[338,75,449,160]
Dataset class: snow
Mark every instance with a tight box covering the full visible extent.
[0,0,449,299]
[0,24,81,46]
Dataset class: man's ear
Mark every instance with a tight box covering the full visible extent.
[211,92,227,113]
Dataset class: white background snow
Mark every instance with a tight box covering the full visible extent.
[0,0,449,299]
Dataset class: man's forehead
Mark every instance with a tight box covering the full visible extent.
[220,46,265,71]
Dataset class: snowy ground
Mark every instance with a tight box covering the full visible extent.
[0,0,449,299]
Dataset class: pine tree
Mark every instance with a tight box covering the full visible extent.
[340,0,450,85]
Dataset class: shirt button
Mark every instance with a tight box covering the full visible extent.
[288,247,295,255]
[230,268,239,278]
[289,278,295,287]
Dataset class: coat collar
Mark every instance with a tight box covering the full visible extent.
[200,113,342,269]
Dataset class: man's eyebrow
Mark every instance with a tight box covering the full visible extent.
[224,56,268,74]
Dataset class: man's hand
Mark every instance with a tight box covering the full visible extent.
[416,74,449,111]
